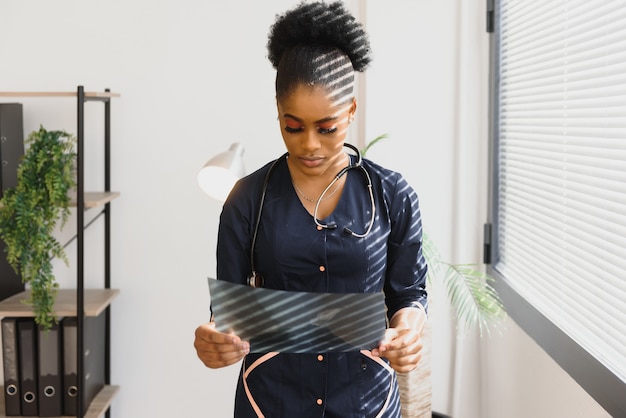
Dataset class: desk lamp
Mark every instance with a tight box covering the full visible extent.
[197,142,245,201]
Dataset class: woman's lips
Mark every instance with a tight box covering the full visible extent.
[299,156,323,168]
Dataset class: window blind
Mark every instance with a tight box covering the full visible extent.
[495,0,626,385]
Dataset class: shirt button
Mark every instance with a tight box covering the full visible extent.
[316,399,323,406]
[317,225,323,231]
[317,355,324,361]
[319,266,326,272]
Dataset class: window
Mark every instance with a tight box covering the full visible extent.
[488,1,626,416]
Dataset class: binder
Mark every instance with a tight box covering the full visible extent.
[2,318,20,416]
[17,318,38,416]
[63,314,106,416]
[37,323,63,416]
[0,103,25,303]
[0,240,24,304]
[0,103,24,196]
[62,317,78,415]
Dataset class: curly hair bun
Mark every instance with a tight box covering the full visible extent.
[267,1,372,72]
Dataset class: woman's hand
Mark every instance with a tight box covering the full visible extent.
[194,322,250,369]
[371,307,427,373]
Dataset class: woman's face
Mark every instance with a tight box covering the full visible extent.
[277,84,356,178]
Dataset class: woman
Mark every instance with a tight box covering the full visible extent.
[194,2,428,417]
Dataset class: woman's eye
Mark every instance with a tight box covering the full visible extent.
[284,119,304,133]
[285,126,304,133]
[318,126,337,135]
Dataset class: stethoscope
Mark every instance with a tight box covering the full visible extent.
[248,143,375,288]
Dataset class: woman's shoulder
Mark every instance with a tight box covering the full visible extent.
[361,157,417,200]
[225,157,286,205]
[361,158,404,184]
[238,159,278,186]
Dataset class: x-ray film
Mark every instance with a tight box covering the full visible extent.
[208,278,386,353]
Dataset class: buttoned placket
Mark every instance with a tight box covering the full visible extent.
[315,353,327,411]
[309,216,337,414]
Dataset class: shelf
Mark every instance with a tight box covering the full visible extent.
[83,385,120,418]
[0,385,120,418]
[70,191,121,209]
[0,86,118,418]
[0,192,119,210]
[0,289,119,318]
[0,91,120,98]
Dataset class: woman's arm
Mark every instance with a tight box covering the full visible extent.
[374,171,429,372]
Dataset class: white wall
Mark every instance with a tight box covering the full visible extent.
[0,1,613,417]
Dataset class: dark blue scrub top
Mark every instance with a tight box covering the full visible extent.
[217,154,428,418]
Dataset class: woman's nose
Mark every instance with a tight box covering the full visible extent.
[301,129,321,152]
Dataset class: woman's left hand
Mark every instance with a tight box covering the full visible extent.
[371,307,427,373]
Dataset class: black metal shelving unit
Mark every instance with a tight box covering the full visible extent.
[0,86,120,418]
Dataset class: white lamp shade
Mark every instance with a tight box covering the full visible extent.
[197,142,245,201]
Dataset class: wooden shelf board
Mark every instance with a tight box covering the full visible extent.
[0,191,120,210]
[70,191,121,209]
[0,289,120,318]
[0,91,120,98]
[84,385,120,418]
[0,385,119,418]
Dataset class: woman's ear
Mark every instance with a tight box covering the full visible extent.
[349,98,357,122]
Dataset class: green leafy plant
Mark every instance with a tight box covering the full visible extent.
[361,133,389,157]
[423,233,506,336]
[0,126,76,329]
[362,135,506,336]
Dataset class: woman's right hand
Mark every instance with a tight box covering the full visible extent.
[194,322,250,368]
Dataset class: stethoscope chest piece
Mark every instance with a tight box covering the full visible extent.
[248,271,264,288]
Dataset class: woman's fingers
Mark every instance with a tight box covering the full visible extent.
[194,322,249,368]
[372,328,424,373]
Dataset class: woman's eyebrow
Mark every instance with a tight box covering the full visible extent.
[314,116,338,124]
[283,113,338,124]
[283,113,301,122]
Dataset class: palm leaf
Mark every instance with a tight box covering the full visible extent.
[360,133,389,157]
[442,263,506,336]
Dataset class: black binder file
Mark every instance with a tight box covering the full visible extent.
[17,319,38,416]
[2,318,20,416]
[0,103,24,195]
[0,103,26,302]
[63,315,106,416]
[38,323,63,416]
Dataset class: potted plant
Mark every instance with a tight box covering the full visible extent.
[0,126,76,329]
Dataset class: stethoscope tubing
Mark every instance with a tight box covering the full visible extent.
[248,143,375,287]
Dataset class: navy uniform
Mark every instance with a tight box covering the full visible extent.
[217,155,428,418]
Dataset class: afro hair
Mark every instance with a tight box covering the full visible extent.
[267,1,372,72]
